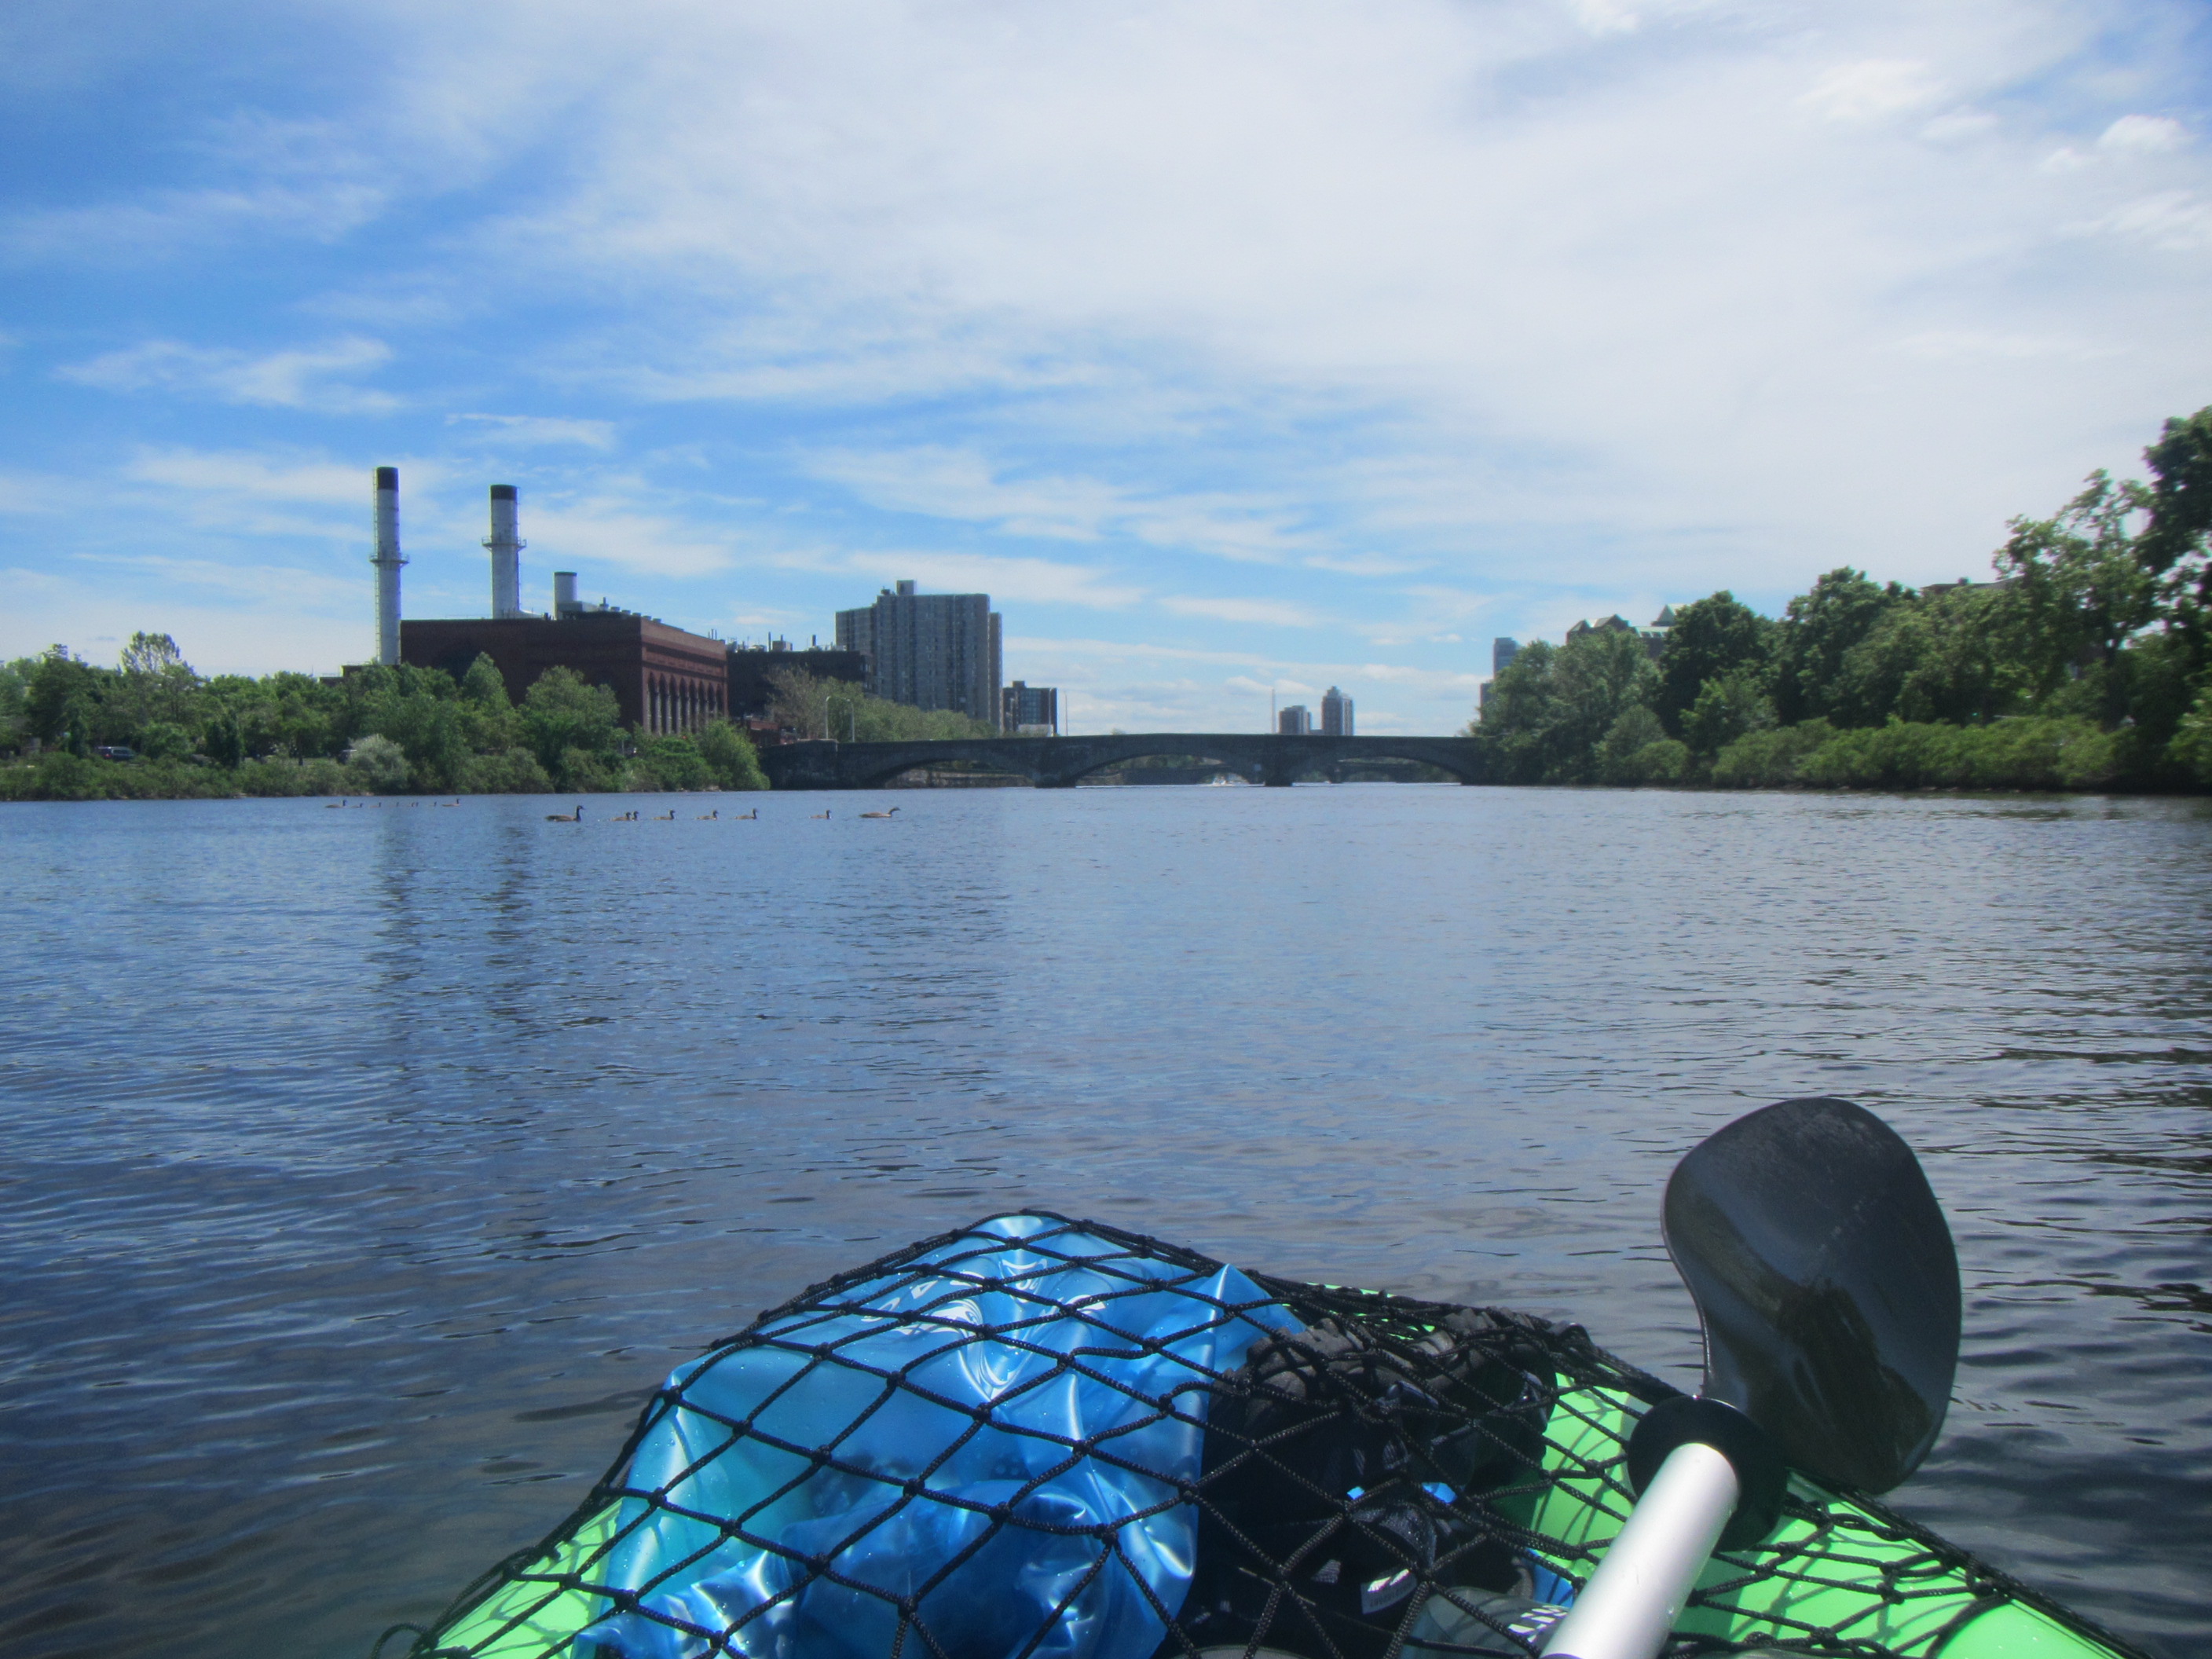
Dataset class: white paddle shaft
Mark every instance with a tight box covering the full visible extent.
[1541,1440,1739,1659]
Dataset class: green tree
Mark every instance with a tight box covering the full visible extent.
[108,632,204,745]
[1473,627,1654,783]
[344,733,412,793]
[697,719,770,790]
[1995,472,2159,723]
[362,666,469,789]
[2137,405,2212,636]
[765,666,995,741]
[0,657,38,756]
[1682,666,1777,756]
[1771,569,1909,726]
[27,647,106,754]
[457,654,520,753]
[1833,585,2015,727]
[520,667,622,786]
[1654,592,1773,736]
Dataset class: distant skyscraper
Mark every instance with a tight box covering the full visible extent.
[836,579,1003,728]
[1492,636,1521,674]
[1278,705,1313,735]
[1002,680,1060,734]
[1320,686,1353,736]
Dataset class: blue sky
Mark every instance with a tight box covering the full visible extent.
[3,0,2208,733]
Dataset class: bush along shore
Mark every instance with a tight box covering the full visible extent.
[0,650,770,802]
[1469,407,2212,793]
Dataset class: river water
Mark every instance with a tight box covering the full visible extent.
[0,786,2207,1659]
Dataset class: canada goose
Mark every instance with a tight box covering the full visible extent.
[698,809,719,820]
[811,809,831,819]
[546,804,582,822]
[740,808,759,819]
[654,809,676,820]
[859,807,899,819]
[325,800,346,808]
[613,810,639,821]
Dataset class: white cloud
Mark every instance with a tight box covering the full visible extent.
[73,552,361,610]
[62,337,398,413]
[1797,60,1944,124]
[530,501,734,580]
[1161,595,1323,628]
[447,412,618,449]
[123,448,380,507]
[803,445,1313,562]
[1893,330,2111,362]
[2100,115,2188,155]
[2074,192,2212,251]
[1,183,388,263]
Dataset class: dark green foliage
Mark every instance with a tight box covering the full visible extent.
[1682,667,1775,756]
[1710,722,1834,789]
[1794,719,2121,792]
[2137,407,2212,580]
[26,648,102,753]
[2,639,770,798]
[1772,569,1908,725]
[521,668,624,787]
[695,720,770,791]
[1652,591,1773,736]
[1474,627,1655,784]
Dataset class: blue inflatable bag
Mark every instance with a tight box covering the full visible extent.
[574,1214,1298,1659]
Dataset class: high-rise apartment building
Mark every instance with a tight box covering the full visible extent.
[1002,681,1060,734]
[1278,705,1313,735]
[1320,686,1354,736]
[836,579,1003,728]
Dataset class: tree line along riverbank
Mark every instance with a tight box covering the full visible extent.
[0,640,1008,803]
[1465,408,2212,793]
[0,651,774,801]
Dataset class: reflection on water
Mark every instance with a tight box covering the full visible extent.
[0,786,2207,1658]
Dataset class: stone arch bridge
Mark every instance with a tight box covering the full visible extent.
[758,733,1485,790]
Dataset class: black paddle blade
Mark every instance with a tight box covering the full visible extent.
[1663,1097,1961,1493]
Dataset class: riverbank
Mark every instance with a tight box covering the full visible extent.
[0,750,764,802]
[7,714,2208,800]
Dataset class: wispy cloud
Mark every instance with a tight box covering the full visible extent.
[804,445,1313,562]
[1160,595,1322,628]
[531,502,735,580]
[844,551,1143,610]
[447,412,618,449]
[1798,60,1944,124]
[63,338,398,414]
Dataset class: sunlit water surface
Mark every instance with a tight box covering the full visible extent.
[1,786,2208,1659]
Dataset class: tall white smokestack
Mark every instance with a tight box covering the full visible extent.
[486,484,523,617]
[372,466,405,665]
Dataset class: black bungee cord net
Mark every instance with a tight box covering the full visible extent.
[377,1214,2147,1659]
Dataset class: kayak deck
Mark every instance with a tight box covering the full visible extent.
[386,1214,2143,1659]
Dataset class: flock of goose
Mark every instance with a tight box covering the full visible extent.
[544,804,899,823]
[324,800,900,821]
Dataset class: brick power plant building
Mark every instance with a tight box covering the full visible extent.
[372,468,872,732]
[373,470,992,735]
